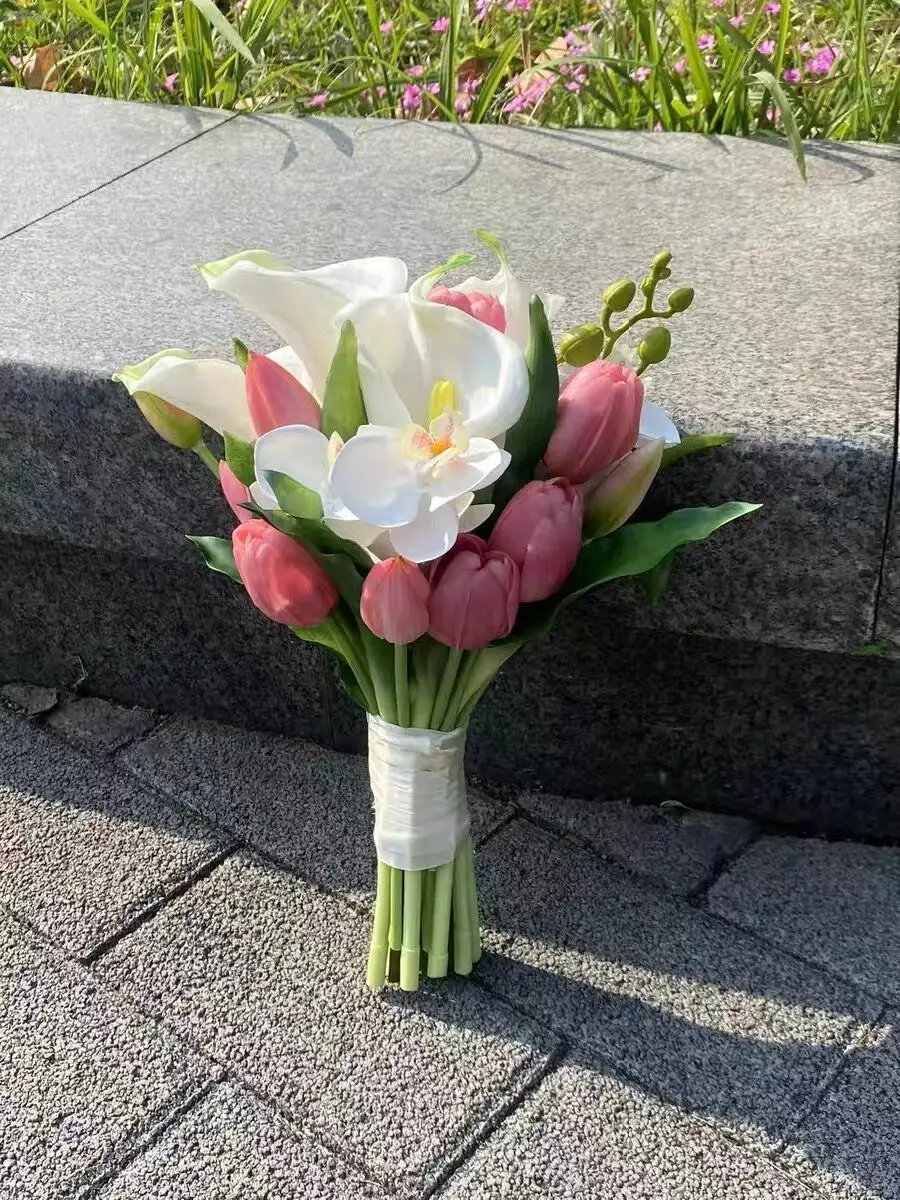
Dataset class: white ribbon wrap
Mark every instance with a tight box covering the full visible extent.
[367,715,470,872]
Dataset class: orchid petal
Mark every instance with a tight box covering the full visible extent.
[458,502,494,532]
[426,441,509,507]
[639,400,681,446]
[389,500,460,563]
[254,424,331,506]
[330,425,421,528]
[115,351,253,441]
[323,516,383,548]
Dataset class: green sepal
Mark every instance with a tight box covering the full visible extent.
[259,469,324,520]
[224,432,256,486]
[491,295,559,512]
[661,432,734,469]
[321,321,367,442]
[232,338,250,371]
[186,535,239,581]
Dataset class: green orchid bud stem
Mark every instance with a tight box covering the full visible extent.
[192,442,220,477]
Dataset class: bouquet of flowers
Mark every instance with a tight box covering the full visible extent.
[115,234,758,992]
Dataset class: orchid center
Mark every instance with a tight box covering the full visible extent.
[401,380,469,475]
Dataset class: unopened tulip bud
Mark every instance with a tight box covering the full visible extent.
[360,557,430,645]
[489,478,583,602]
[219,460,252,524]
[601,278,636,313]
[559,322,605,367]
[232,518,338,627]
[133,390,202,449]
[428,285,506,334]
[543,359,644,483]
[583,437,664,538]
[667,286,694,313]
[245,352,321,437]
[637,326,671,368]
[429,535,520,649]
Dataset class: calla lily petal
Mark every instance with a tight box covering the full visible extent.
[254,424,331,507]
[115,351,254,441]
[389,499,460,563]
[640,400,681,446]
[330,425,421,528]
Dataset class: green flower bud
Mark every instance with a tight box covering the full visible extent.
[666,286,694,313]
[133,391,202,449]
[651,249,672,274]
[559,322,605,367]
[601,278,636,313]
[637,326,672,368]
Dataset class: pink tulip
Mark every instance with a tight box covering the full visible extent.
[429,535,520,649]
[428,285,506,334]
[582,437,664,537]
[232,519,337,627]
[218,460,252,524]
[543,359,644,483]
[360,557,430,644]
[488,478,583,602]
[245,351,321,437]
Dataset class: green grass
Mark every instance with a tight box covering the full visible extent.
[2,0,897,149]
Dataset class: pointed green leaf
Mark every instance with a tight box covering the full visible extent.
[753,69,807,181]
[321,322,367,442]
[259,469,324,520]
[638,553,674,605]
[187,535,239,581]
[232,338,249,371]
[224,432,255,486]
[661,432,735,469]
[186,0,255,63]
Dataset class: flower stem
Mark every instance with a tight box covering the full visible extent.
[389,866,403,953]
[464,839,481,963]
[421,868,434,955]
[427,861,454,977]
[430,648,463,730]
[332,610,378,713]
[366,860,391,991]
[192,441,220,477]
[394,643,410,727]
[452,846,473,975]
[399,869,422,990]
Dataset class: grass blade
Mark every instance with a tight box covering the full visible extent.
[438,0,462,116]
[754,69,807,180]
[187,0,255,65]
[469,32,519,123]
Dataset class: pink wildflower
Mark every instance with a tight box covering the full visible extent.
[758,39,775,56]
[729,13,745,27]
[307,92,329,108]
[406,64,425,77]
[782,66,801,83]
[431,17,449,32]
[631,66,651,83]
[806,45,839,75]
[163,72,178,93]
[402,83,422,111]
[764,2,780,12]
[379,19,392,33]
[696,34,714,50]
[673,57,687,75]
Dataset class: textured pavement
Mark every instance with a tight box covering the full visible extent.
[2,687,900,1198]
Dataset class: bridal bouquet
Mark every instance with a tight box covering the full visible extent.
[116,234,758,991]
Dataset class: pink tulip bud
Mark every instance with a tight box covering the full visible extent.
[429,535,520,649]
[428,285,506,334]
[582,437,664,538]
[360,557,431,644]
[245,351,321,437]
[218,460,252,524]
[488,478,583,602]
[232,518,338,627]
[543,359,644,483]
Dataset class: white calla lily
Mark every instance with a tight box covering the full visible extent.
[196,250,408,399]
[114,350,256,442]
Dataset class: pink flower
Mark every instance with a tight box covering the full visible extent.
[232,520,338,628]
[429,285,506,333]
[455,96,471,114]
[758,39,775,56]
[710,0,725,6]
[543,359,644,483]
[764,2,780,12]
[163,73,178,94]
[361,557,430,644]
[696,34,714,50]
[674,57,687,75]
[429,535,520,649]
[582,438,664,537]
[431,16,449,32]
[379,19,393,32]
[406,64,425,77]
[799,41,811,52]
[631,66,651,83]
[489,479,583,603]
[652,121,663,132]
[782,66,801,83]
[245,352,321,437]
[219,461,252,525]
[376,85,387,97]
[402,84,422,111]
[806,45,839,75]
[307,92,329,109]
[729,13,745,27]
[426,81,440,94]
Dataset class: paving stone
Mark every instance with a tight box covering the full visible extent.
[520,791,755,896]
[444,1051,811,1199]
[95,852,558,1195]
[0,910,219,1200]
[777,1012,900,1200]
[1,680,59,715]
[706,837,900,1003]
[475,819,877,1151]
[46,695,157,754]
[98,1079,387,1200]
[120,715,510,903]
[0,711,231,959]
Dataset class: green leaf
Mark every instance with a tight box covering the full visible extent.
[187,535,239,582]
[753,69,807,181]
[224,432,255,486]
[501,502,761,647]
[186,0,255,64]
[232,338,249,371]
[491,296,559,511]
[438,0,463,115]
[469,35,520,124]
[321,322,367,443]
[638,553,674,605]
[661,432,735,469]
[259,469,324,520]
